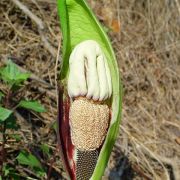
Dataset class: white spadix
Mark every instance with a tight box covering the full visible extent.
[68,40,112,101]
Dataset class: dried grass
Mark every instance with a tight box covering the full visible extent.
[0,0,179,179]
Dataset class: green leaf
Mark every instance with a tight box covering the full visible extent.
[16,151,42,169]
[40,144,51,157]
[33,167,46,177]
[7,174,20,180]
[51,121,57,132]
[4,114,19,130]
[2,164,22,180]
[0,114,18,130]
[0,91,4,102]
[0,107,13,121]
[18,100,46,113]
[9,134,21,142]
[17,151,45,178]
[57,0,122,179]
[0,60,30,86]
[3,164,12,176]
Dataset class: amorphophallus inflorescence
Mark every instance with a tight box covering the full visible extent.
[57,0,122,180]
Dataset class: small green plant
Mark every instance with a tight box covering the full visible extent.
[0,60,47,179]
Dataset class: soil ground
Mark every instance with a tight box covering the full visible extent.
[0,0,180,179]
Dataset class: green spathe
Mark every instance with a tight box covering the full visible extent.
[57,0,122,179]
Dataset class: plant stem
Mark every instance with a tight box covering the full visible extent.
[47,145,58,180]
[0,89,11,176]
[0,122,7,175]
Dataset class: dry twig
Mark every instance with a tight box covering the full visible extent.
[11,0,57,57]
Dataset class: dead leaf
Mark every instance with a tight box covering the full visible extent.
[111,19,120,33]
[175,137,180,145]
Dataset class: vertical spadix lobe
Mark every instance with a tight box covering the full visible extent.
[57,0,122,179]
